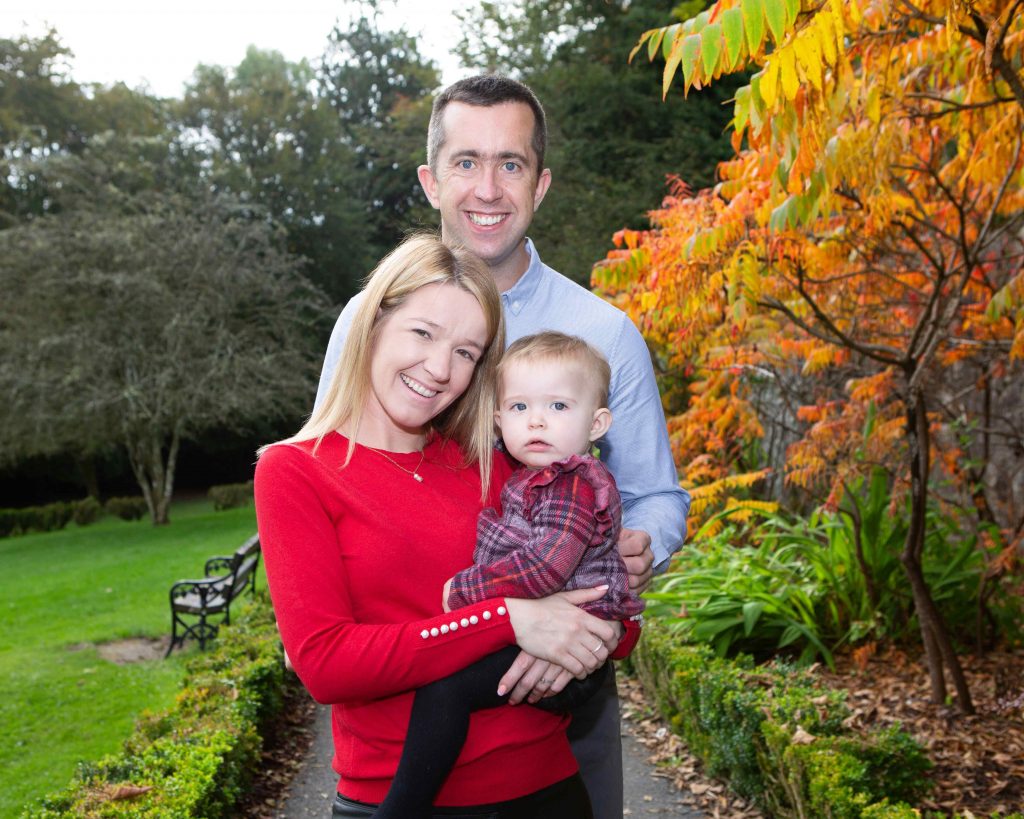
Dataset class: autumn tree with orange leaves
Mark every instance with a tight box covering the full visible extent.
[596,0,1024,714]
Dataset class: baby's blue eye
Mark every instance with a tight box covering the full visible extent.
[511,402,527,412]
[551,402,568,411]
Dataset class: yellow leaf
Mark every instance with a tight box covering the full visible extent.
[866,83,881,124]
[759,60,780,108]
[816,11,837,65]
[780,46,800,99]
[795,31,823,90]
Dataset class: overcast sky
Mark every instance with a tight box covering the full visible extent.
[1,0,467,98]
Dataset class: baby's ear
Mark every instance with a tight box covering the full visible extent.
[589,407,612,442]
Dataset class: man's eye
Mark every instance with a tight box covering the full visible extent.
[551,402,568,411]
[458,159,474,170]
[502,161,518,172]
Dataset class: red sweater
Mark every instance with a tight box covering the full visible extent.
[254,433,579,805]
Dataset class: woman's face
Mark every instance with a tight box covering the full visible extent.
[363,282,489,447]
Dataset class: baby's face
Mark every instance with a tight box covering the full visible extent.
[495,358,610,469]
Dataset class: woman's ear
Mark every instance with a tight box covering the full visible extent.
[589,407,612,442]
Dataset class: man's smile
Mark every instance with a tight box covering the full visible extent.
[467,212,507,227]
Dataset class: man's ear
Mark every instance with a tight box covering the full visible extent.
[417,164,441,209]
[533,168,552,211]
[589,407,612,442]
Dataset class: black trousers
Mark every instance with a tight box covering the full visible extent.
[332,773,593,818]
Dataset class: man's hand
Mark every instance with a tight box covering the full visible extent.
[618,528,654,592]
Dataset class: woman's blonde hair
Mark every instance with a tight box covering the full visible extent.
[271,233,505,490]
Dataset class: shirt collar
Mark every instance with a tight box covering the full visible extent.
[501,238,542,316]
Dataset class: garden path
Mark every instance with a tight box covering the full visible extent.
[277,683,704,818]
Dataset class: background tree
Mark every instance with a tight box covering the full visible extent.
[456,0,743,283]
[177,4,438,303]
[0,135,331,524]
[597,0,1024,712]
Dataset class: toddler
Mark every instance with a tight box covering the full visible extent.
[373,331,644,818]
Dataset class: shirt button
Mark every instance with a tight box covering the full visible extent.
[420,629,429,639]
[430,627,439,637]
[497,606,507,616]
[449,621,458,631]
[482,611,491,620]
[469,615,479,625]
[440,624,449,634]
[512,301,521,310]
[460,618,469,628]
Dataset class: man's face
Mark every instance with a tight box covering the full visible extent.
[417,102,551,284]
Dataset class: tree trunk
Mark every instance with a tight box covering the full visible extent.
[901,390,975,714]
[126,429,181,526]
[74,453,101,500]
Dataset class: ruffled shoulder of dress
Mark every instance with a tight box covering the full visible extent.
[523,455,616,532]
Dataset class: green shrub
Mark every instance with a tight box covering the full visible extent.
[645,476,1003,665]
[0,502,74,538]
[71,497,104,526]
[207,481,254,512]
[105,496,148,521]
[22,594,286,818]
[630,620,930,816]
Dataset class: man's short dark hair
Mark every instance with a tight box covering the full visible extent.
[427,75,547,174]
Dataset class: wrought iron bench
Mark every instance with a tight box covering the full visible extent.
[165,534,261,656]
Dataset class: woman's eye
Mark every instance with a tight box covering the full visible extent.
[552,402,568,411]
[413,328,430,339]
[456,349,476,362]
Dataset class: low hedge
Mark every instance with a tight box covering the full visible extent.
[105,496,148,521]
[0,499,106,538]
[629,620,931,818]
[23,594,286,818]
[208,481,254,512]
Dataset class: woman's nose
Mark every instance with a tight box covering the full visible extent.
[423,350,451,382]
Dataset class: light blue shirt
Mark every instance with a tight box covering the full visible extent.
[315,239,690,571]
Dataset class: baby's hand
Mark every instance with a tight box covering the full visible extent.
[441,578,453,613]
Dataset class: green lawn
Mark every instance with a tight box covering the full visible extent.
[0,499,261,816]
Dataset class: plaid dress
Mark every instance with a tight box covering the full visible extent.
[447,454,645,620]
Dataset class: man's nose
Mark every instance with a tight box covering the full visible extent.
[474,166,501,202]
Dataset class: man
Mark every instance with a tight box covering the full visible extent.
[316,75,690,819]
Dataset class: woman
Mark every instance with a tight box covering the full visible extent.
[254,235,623,818]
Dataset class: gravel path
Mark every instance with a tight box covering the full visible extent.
[278,694,703,818]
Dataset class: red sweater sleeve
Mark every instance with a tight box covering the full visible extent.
[255,443,516,704]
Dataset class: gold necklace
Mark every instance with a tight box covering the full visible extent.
[362,445,426,482]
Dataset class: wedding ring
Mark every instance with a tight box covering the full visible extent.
[539,678,553,685]
[592,642,603,653]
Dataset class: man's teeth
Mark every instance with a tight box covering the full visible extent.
[401,374,437,397]
[469,213,505,226]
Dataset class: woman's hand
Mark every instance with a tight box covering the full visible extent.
[496,652,575,704]
[504,586,620,678]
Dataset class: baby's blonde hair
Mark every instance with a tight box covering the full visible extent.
[498,331,610,407]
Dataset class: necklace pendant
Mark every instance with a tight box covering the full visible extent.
[413,473,424,482]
